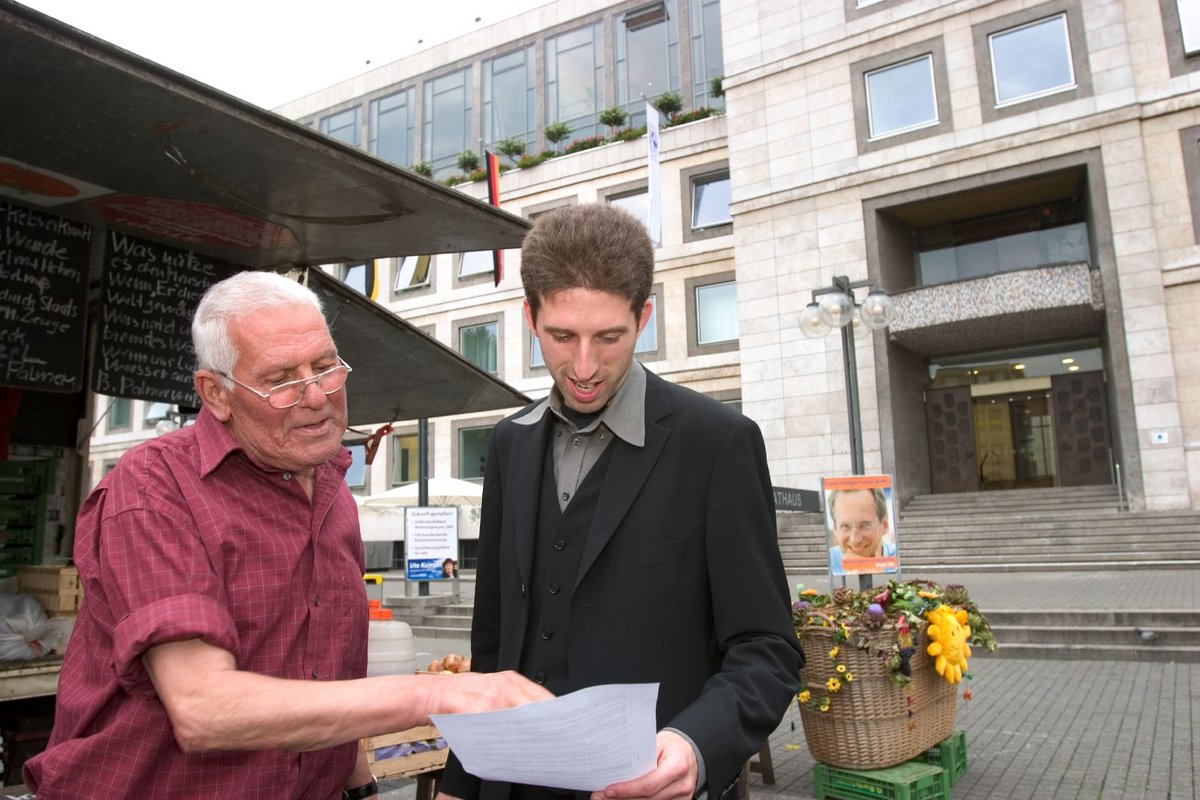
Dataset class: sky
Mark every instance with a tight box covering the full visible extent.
[19,0,548,109]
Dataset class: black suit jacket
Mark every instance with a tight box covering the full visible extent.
[441,368,803,800]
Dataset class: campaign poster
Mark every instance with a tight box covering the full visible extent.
[821,474,900,576]
[405,507,459,581]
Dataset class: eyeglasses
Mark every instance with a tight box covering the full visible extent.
[220,358,353,409]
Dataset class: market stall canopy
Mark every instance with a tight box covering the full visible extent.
[0,0,529,266]
[0,1,531,430]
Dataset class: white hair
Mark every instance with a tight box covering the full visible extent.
[192,271,325,379]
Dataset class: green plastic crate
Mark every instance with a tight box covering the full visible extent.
[813,761,950,800]
[917,730,967,786]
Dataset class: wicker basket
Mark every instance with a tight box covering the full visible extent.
[796,623,957,770]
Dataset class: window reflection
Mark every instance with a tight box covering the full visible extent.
[990,15,1074,106]
[866,55,937,139]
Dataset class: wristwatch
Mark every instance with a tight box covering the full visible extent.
[342,776,379,800]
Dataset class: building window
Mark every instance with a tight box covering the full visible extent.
[686,272,739,355]
[457,424,495,480]
[546,23,604,141]
[635,290,662,358]
[458,319,499,375]
[370,88,415,167]
[1182,0,1200,52]
[604,184,650,230]
[989,15,1074,106]
[615,1,679,127]
[107,397,132,432]
[394,255,432,292]
[852,39,951,153]
[391,431,421,486]
[458,251,494,280]
[423,66,473,178]
[1180,126,1200,242]
[345,444,367,489]
[320,107,360,147]
[974,2,1092,119]
[692,172,730,229]
[484,46,537,153]
[866,55,938,140]
[915,200,1091,286]
[1160,0,1200,76]
[690,0,725,109]
[339,262,373,296]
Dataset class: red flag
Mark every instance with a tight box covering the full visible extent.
[485,150,503,287]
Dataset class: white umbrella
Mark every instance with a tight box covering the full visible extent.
[362,476,483,507]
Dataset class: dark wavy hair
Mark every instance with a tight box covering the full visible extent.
[520,203,654,321]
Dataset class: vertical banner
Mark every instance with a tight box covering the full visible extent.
[645,101,662,247]
[821,474,900,577]
[485,150,504,286]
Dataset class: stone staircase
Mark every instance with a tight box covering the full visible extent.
[384,593,476,639]
[778,484,1200,662]
[777,484,1200,574]
[984,608,1200,662]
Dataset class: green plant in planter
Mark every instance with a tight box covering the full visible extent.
[615,125,647,142]
[495,136,527,163]
[516,152,551,170]
[654,91,683,116]
[599,106,629,135]
[563,134,607,154]
[544,121,572,151]
[410,160,434,178]
[456,150,481,173]
[709,75,725,99]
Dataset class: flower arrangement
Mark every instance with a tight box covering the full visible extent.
[793,579,996,715]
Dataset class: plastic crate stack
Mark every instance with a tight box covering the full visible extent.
[0,458,56,577]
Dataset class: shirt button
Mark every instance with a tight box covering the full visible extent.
[598,433,606,440]
[540,628,554,640]
[554,540,566,551]
[283,472,292,481]
[561,492,570,502]
[534,672,547,684]
[314,596,320,606]
[572,437,581,447]
[548,582,560,594]
[311,666,318,678]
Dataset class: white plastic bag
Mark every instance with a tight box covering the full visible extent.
[0,593,53,660]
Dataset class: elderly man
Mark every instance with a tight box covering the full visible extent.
[26,271,550,799]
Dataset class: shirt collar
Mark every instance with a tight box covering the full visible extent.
[514,361,647,448]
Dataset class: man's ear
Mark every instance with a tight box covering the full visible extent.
[637,299,653,333]
[195,370,232,422]
[523,300,537,333]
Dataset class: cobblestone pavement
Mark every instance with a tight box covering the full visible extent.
[380,569,1200,800]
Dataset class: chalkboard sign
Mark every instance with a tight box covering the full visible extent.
[93,231,240,405]
[0,200,93,393]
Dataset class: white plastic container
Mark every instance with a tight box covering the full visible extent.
[366,619,416,676]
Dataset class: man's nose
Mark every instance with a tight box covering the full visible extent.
[572,342,600,379]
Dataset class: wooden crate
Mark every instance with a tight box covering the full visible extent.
[362,725,448,780]
[18,565,82,612]
[18,565,79,594]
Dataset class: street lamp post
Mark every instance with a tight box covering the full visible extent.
[800,275,896,476]
[801,276,896,592]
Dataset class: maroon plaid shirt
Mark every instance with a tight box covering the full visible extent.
[26,407,368,799]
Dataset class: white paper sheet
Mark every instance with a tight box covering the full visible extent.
[430,682,659,792]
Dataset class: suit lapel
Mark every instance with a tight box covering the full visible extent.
[511,417,551,593]
[574,374,671,589]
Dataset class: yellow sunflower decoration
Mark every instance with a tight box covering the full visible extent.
[924,604,971,684]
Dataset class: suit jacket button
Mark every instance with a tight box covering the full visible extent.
[540,627,554,640]
[548,582,560,594]
[534,672,547,684]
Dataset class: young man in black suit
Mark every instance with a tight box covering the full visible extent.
[438,203,803,800]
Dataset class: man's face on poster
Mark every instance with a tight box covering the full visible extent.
[832,489,889,558]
